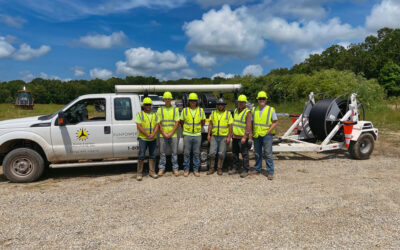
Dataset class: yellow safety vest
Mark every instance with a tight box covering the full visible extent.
[158,106,179,137]
[210,110,231,136]
[252,106,276,137]
[233,108,250,136]
[138,111,157,140]
[183,107,203,134]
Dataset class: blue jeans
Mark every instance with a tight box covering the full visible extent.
[158,137,179,171]
[138,138,157,161]
[209,136,227,159]
[183,135,201,172]
[253,134,274,174]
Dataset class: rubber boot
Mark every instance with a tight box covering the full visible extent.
[217,158,224,175]
[136,160,144,181]
[207,158,215,175]
[149,159,158,179]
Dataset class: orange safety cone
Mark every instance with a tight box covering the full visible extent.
[289,114,300,134]
[342,121,357,148]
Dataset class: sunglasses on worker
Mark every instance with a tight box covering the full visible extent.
[258,98,267,101]
[143,104,152,106]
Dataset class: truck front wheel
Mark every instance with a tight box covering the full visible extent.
[3,148,45,183]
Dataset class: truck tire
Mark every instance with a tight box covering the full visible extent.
[349,133,374,160]
[2,148,45,183]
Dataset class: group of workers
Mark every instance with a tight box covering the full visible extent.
[135,91,279,181]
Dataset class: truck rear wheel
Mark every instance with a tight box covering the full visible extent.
[349,133,374,160]
[3,148,45,183]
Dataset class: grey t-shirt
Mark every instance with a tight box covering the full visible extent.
[257,106,278,121]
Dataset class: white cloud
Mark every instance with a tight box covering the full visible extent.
[12,44,51,61]
[72,66,85,77]
[8,0,187,21]
[116,47,189,76]
[183,4,364,62]
[192,53,216,68]
[196,0,254,8]
[290,48,323,64]
[0,14,26,28]
[267,0,328,20]
[19,71,35,82]
[259,17,366,50]
[0,37,15,58]
[79,31,127,49]
[242,64,263,76]
[211,72,235,79]
[165,68,197,80]
[90,68,113,80]
[19,71,70,82]
[366,0,400,31]
[184,5,265,59]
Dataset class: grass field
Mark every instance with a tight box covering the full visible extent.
[0,104,63,121]
[1,102,399,130]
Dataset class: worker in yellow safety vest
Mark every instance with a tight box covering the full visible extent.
[156,91,180,177]
[251,91,278,180]
[135,97,159,181]
[232,94,252,178]
[207,97,233,175]
[180,93,206,177]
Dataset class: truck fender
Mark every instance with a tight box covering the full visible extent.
[0,131,54,161]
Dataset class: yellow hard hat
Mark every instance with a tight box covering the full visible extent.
[256,91,268,99]
[188,93,198,101]
[238,94,247,102]
[142,97,152,105]
[163,91,173,99]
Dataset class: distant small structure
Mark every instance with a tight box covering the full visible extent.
[15,85,34,110]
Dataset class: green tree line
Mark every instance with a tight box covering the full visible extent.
[0,28,398,105]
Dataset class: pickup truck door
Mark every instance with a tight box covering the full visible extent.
[51,97,113,161]
[112,95,139,158]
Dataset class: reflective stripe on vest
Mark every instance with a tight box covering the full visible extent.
[233,108,249,136]
[160,107,178,129]
[138,111,157,140]
[252,105,275,138]
[211,110,230,136]
[183,107,203,133]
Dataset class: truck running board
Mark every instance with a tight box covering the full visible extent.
[50,159,139,168]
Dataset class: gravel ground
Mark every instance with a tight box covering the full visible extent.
[0,152,399,249]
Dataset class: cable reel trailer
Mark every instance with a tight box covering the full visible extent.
[276,92,378,159]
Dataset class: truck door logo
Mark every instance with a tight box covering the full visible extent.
[76,128,89,141]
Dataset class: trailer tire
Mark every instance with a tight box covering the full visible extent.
[349,133,374,160]
[2,148,45,183]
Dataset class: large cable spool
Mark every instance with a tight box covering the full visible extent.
[200,93,217,109]
[309,98,348,141]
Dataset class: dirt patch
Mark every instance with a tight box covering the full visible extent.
[0,153,399,249]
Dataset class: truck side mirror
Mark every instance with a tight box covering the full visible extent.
[58,112,66,126]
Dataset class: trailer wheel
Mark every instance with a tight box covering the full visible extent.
[349,133,374,160]
[2,148,45,183]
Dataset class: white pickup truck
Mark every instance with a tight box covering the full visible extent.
[0,84,242,183]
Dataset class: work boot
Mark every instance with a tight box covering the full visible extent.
[240,171,249,178]
[207,158,215,175]
[158,169,164,176]
[173,170,180,177]
[149,159,158,179]
[267,173,274,180]
[193,171,200,177]
[217,158,224,175]
[228,168,238,175]
[183,171,190,177]
[250,169,260,175]
[136,160,144,181]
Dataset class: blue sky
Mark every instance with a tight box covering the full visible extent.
[1,0,400,82]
